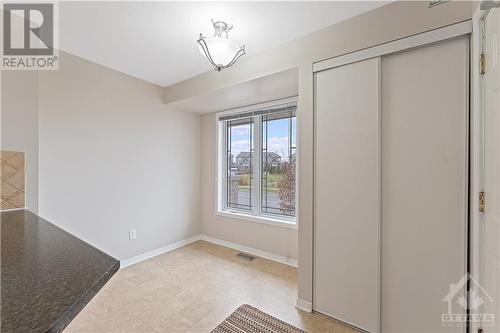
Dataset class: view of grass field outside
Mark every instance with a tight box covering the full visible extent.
[225,109,296,218]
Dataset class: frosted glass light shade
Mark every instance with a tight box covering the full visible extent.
[198,37,241,68]
[197,20,245,71]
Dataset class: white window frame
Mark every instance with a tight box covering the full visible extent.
[215,96,298,229]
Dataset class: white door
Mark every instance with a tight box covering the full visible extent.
[313,28,469,333]
[483,7,500,332]
[314,57,380,333]
[380,36,469,333]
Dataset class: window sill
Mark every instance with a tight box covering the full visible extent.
[216,210,298,230]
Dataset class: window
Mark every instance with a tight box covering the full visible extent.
[218,101,297,223]
[226,118,254,211]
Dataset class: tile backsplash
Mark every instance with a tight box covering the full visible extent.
[1,151,25,210]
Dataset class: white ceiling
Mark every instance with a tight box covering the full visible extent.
[59,1,388,87]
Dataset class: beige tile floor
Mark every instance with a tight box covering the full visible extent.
[64,240,356,333]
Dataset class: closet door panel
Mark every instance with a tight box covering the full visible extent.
[314,57,380,333]
[381,36,468,333]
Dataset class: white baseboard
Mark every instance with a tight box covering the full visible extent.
[120,234,299,269]
[296,299,312,313]
[120,235,201,268]
[199,234,298,268]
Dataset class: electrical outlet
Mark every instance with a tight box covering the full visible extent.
[129,229,137,240]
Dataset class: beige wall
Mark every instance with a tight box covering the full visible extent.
[166,1,474,304]
[37,52,201,260]
[1,71,39,213]
[200,113,298,261]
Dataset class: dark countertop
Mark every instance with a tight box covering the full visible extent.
[1,209,119,333]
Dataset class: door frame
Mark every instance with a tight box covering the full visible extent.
[470,5,496,333]
[313,21,472,73]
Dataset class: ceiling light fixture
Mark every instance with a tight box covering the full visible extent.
[197,20,245,72]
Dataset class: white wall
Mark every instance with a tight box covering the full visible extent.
[38,52,201,260]
[1,71,39,213]
[200,113,298,262]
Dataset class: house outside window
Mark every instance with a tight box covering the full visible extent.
[217,100,297,225]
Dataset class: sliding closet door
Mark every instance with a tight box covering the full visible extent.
[381,36,468,333]
[314,57,380,333]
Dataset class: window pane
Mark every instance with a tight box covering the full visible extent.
[226,118,254,211]
[261,111,296,217]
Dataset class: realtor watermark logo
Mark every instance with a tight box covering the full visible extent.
[442,274,495,328]
[2,2,58,70]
